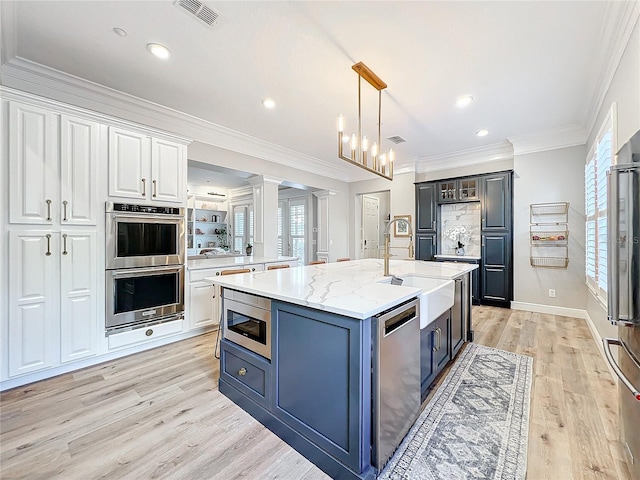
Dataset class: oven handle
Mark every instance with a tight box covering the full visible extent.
[109,213,185,223]
[110,265,184,278]
[603,338,640,402]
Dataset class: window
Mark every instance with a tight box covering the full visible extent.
[278,197,308,264]
[585,107,615,305]
[231,204,253,253]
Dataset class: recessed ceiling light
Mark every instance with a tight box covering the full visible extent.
[262,98,276,109]
[147,43,171,60]
[456,95,473,108]
[113,27,127,37]
[476,129,489,137]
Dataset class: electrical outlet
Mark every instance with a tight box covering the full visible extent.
[549,289,556,298]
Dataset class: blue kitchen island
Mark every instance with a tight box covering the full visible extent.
[207,259,477,479]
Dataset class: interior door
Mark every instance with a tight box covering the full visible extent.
[362,195,379,258]
[278,197,308,265]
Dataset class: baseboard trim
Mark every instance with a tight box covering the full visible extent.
[510,301,586,319]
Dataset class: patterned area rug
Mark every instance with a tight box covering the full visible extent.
[378,343,533,480]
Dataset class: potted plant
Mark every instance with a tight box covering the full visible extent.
[245,243,253,256]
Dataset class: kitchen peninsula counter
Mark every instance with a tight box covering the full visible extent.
[207,258,476,319]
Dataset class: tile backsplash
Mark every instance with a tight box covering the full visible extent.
[440,202,481,257]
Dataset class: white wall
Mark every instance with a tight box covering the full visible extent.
[188,141,351,261]
[415,158,514,183]
[349,172,415,260]
[512,145,587,310]
[586,16,640,340]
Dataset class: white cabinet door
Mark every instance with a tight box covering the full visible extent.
[151,138,185,203]
[60,115,99,225]
[189,281,217,329]
[108,127,150,199]
[8,231,59,376]
[60,231,97,363]
[9,102,58,225]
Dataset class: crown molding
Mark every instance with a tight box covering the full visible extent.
[415,142,513,174]
[508,124,587,156]
[228,186,254,200]
[0,56,355,183]
[0,1,17,67]
[584,1,640,141]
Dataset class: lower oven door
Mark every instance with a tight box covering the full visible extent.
[106,265,184,332]
[224,298,271,359]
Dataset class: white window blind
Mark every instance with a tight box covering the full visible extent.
[585,111,614,306]
[231,204,253,253]
[277,205,283,256]
[289,200,306,265]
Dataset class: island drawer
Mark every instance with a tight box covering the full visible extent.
[220,339,271,407]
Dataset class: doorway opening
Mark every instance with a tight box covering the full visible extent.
[356,191,390,259]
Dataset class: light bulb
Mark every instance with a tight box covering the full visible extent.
[371,142,378,158]
[380,153,387,165]
[338,114,344,133]
[351,133,357,150]
[362,135,369,152]
[147,43,171,60]
[389,148,395,163]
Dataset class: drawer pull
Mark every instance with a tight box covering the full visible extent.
[238,367,247,376]
[45,234,52,256]
[216,272,220,276]
[145,329,153,337]
[141,178,146,197]
[152,179,157,198]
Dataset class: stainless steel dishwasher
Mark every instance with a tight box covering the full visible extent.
[373,297,421,471]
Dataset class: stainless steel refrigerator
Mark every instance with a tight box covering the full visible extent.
[604,130,640,479]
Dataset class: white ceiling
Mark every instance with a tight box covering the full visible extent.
[1,1,629,179]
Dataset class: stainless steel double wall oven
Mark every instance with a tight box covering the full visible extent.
[105,202,185,334]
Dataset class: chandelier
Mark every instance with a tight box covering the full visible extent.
[337,62,394,180]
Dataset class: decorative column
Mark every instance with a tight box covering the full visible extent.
[312,190,337,262]
[248,175,282,258]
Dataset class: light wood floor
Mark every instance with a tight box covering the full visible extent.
[0,307,633,480]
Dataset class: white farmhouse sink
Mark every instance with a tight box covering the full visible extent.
[381,276,455,328]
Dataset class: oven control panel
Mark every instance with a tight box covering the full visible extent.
[108,202,183,216]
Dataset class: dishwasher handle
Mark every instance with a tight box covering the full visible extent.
[377,298,419,337]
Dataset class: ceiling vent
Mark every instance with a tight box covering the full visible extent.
[174,0,220,28]
[387,135,407,145]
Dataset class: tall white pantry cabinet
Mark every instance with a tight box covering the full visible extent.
[1,89,190,388]
[6,100,100,376]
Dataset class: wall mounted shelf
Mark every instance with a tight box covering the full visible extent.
[529,202,569,269]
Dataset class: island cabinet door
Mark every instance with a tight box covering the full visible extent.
[271,301,372,474]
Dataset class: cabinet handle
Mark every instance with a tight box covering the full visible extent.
[141,178,146,197]
[46,199,52,221]
[62,234,68,255]
[238,367,247,376]
[45,234,52,256]
[62,200,68,222]
[432,220,436,230]
[152,180,157,198]
[216,272,220,276]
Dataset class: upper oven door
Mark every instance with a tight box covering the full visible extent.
[106,213,185,269]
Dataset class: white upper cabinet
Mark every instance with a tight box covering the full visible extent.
[8,103,100,226]
[108,127,149,199]
[9,102,58,225]
[109,127,185,204]
[60,115,100,225]
[151,138,185,203]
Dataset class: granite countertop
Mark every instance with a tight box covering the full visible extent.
[188,255,299,270]
[434,254,481,261]
[206,258,477,319]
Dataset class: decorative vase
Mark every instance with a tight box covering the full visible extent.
[246,246,252,256]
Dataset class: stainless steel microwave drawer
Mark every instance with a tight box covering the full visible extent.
[221,341,271,406]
